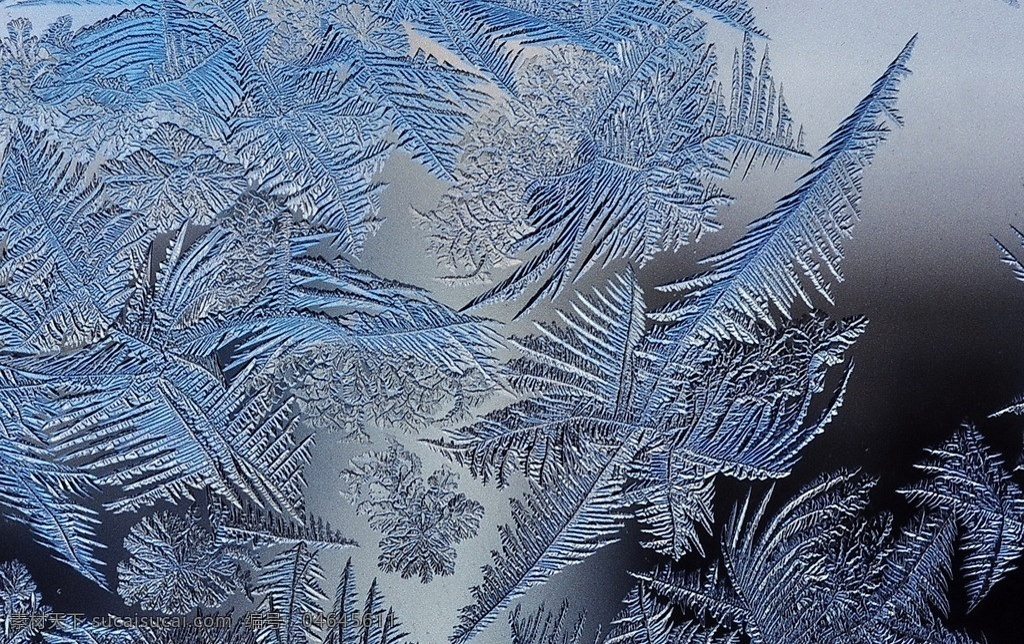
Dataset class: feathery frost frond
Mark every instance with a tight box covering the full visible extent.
[642,452,992,643]
[601,583,676,644]
[211,496,358,552]
[510,600,585,644]
[0,560,49,643]
[462,23,805,317]
[440,278,861,638]
[451,438,636,643]
[252,542,327,644]
[901,426,1024,610]
[679,0,765,37]
[322,559,410,644]
[394,0,598,93]
[654,36,916,344]
[431,269,647,486]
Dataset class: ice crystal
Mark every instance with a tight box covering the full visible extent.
[343,440,484,583]
[0,560,48,644]
[117,511,254,613]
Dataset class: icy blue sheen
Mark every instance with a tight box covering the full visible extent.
[1,0,1019,641]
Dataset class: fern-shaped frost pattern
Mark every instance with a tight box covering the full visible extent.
[639,424,1024,644]
[443,273,860,639]
[452,439,635,643]
[0,0,1002,641]
[901,427,1024,610]
[460,23,807,316]
[509,600,585,644]
[655,36,917,344]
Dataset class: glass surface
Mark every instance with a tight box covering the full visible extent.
[0,0,1022,642]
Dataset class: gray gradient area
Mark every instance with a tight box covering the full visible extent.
[2,0,1024,641]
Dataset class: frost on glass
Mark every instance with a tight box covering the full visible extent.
[441,34,909,635]
[0,0,1022,640]
[0,117,498,589]
[441,27,807,317]
[638,427,1024,643]
[509,601,584,644]
[117,510,254,613]
[0,561,48,644]
[251,553,410,644]
[211,495,358,552]
[343,439,485,582]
